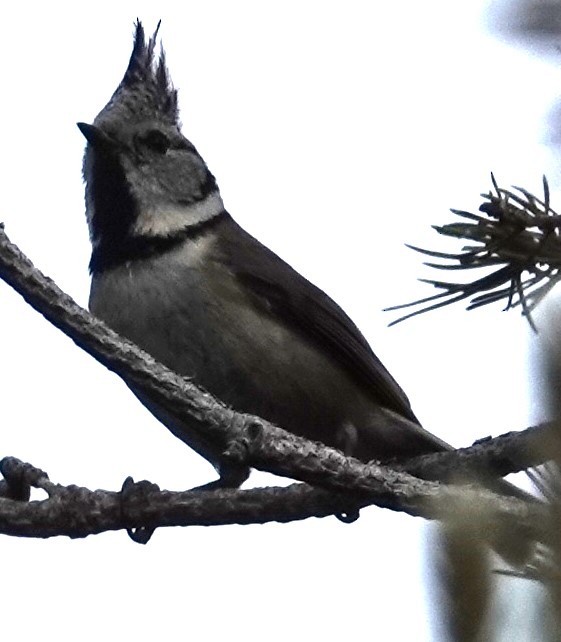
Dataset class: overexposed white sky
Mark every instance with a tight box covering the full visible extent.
[0,2,558,640]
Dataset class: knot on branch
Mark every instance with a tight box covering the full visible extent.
[221,416,265,465]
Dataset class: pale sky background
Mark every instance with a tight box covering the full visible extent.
[0,2,559,640]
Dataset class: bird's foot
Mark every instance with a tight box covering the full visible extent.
[120,476,161,544]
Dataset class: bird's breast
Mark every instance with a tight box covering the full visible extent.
[89,234,440,462]
[89,235,369,448]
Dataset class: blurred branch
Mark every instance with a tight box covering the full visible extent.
[431,516,494,641]
[387,175,561,330]
[487,0,561,46]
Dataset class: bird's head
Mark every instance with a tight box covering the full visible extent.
[79,21,221,270]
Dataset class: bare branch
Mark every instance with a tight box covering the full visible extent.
[397,423,560,482]
[0,457,545,546]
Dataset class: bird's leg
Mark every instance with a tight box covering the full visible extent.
[336,422,361,524]
[120,463,249,544]
[189,463,250,492]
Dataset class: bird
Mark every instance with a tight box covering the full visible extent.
[77,21,522,501]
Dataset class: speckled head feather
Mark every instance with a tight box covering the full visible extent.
[94,20,179,129]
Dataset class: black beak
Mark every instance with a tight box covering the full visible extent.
[77,122,113,148]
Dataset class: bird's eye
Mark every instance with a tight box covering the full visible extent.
[140,130,171,154]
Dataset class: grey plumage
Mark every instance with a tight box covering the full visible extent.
[79,22,471,488]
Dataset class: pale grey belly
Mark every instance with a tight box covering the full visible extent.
[89,247,445,466]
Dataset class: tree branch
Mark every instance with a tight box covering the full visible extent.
[0,457,545,546]
[397,423,561,482]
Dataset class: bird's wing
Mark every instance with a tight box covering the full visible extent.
[219,216,419,423]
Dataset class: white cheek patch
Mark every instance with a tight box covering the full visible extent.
[132,191,225,237]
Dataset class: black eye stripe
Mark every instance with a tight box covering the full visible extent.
[140,130,171,153]
[136,130,197,155]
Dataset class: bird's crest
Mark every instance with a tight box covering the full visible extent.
[95,20,179,128]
